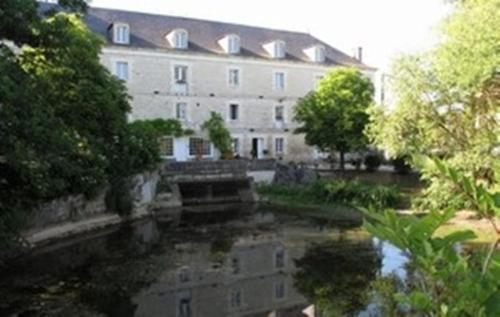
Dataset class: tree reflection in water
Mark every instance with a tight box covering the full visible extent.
[293,238,382,315]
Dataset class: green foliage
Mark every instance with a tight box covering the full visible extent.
[201,112,233,158]
[364,153,382,172]
[365,159,500,316]
[365,0,500,210]
[294,67,374,169]
[258,179,402,210]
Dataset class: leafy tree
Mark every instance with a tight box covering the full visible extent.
[201,112,233,159]
[365,0,500,210]
[295,67,374,169]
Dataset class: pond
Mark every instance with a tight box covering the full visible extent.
[0,204,407,317]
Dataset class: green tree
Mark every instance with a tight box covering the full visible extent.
[201,112,233,159]
[295,67,374,169]
[366,0,500,210]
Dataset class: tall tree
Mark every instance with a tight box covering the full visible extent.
[294,67,374,169]
[366,0,500,210]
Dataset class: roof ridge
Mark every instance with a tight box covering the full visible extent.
[89,6,311,36]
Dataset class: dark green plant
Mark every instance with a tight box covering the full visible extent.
[201,112,233,158]
[364,153,382,172]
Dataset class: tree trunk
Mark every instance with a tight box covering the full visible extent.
[339,151,345,171]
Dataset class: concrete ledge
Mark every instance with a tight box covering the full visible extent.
[24,214,122,247]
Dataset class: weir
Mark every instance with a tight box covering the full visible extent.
[162,160,261,206]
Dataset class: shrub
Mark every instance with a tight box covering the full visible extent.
[364,154,382,172]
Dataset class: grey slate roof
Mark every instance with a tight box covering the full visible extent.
[40,3,374,69]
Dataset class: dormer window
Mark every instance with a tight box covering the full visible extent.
[218,34,240,54]
[304,45,326,63]
[167,29,189,49]
[113,23,130,44]
[264,40,286,59]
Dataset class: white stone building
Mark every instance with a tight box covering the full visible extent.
[82,6,375,162]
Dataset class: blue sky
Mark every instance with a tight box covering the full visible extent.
[90,0,450,71]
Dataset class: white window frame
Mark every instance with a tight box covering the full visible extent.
[227,67,241,88]
[274,105,286,123]
[173,64,188,84]
[231,136,242,156]
[314,73,325,90]
[274,137,286,156]
[229,288,244,309]
[175,102,188,121]
[188,137,213,158]
[273,281,287,301]
[159,137,175,158]
[174,29,189,49]
[273,71,286,91]
[228,102,240,121]
[228,35,240,54]
[274,41,285,58]
[315,46,326,62]
[113,60,130,81]
[113,23,130,44]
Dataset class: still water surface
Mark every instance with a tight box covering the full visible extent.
[0,204,406,317]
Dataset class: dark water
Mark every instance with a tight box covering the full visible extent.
[0,204,406,317]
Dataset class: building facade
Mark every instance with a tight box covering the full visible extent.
[83,6,375,162]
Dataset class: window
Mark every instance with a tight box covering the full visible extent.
[228,35,240,54]
[275,138,285,155]
[274,106,285,122]
[229,103,239,121]
[176,102,187,120]
[315,46,326,62]
[274,72,285,90]
[113,24,130,44]
[178,297,192,317]
[274,281,286,300]
[178,267,191,283]
[228,68,240,87]
[174,30,188,49]
[315,75,324,89]
[174,65,188,83]
[274,248,285,269]
[232,138,240,155]
[274,41,285,58]
[231,257,241,274]
[159,137,174,157]
[114,61,129,81]
[189,138,211,156]
[230,289,242,308]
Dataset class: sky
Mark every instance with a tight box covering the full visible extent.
[89,0,451,71]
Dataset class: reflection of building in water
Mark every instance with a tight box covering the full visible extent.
[133,233,310,317]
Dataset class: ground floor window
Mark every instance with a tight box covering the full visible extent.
[230,289,243,308]
[189,138,211,156]
[232,138,240,155]
[275,137,285,155]
[159,137,174,157]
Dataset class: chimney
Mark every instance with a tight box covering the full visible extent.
[357,47,363,62]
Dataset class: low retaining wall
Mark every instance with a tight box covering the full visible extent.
[317,169,421,187]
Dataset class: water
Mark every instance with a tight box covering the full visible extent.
[0,204,406,317]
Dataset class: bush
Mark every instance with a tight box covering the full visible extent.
[364,154,382,172]
[392,156,412,174]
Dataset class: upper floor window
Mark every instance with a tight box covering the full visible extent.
[304,45,326,63]
[315,75,324,89]
[174,65,188,84]
[167,29,188,49]
[229,103,239,121]
[274,72,286,90]
[113,23,130,44]
[274,248,286,268]
[274,106,285,122]
[230,289,243,308]
[114,61,129,81]
[263,40,286,59]
[176,102,188,120]
[228,35,240,54]
[228,68,240,87]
